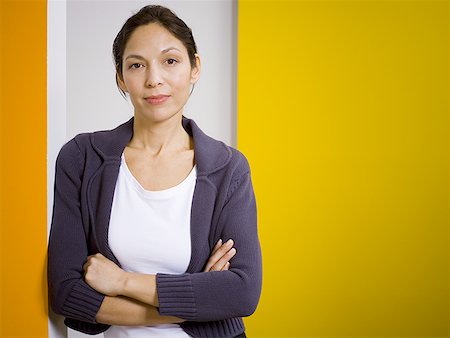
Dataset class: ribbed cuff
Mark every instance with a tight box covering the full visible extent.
[156,273,197,320]
[182,317,245,338]
[65,318,110,335]
[62,280,105,323]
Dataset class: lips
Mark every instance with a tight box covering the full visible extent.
[145,95,170,105]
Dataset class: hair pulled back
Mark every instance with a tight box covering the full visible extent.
[113,5,198,95]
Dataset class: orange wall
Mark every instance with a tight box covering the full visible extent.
[238,1,449,336]
[0,0,48,336]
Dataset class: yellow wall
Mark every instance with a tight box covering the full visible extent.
[238,1,449,336]
[0,0,48,337]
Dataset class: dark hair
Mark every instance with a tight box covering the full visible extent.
[113,5,198,96]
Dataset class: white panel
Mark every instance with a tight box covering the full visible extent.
[47,0,68,337]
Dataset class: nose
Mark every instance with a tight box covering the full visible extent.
[145,65,163,88]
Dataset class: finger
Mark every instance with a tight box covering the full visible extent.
[204,239,234,272]
[204,239,229,271]
[210,247,236,271]
[221,262,231,271]
[83,254,100,272]
[93,252,105,260]
[203,258,215,273]
[211,239,223,255]
[83,256,93,272]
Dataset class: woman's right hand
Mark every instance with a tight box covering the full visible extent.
[203,239,236,272]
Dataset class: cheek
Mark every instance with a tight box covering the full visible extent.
[171,72,193,93]
[123,76,140,92]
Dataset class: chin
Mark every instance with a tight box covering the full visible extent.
[135,107,184,124]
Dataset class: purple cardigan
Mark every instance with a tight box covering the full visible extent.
[48,117,262,337]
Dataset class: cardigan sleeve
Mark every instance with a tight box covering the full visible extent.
[47,139,109,332]
[156,158,262,321]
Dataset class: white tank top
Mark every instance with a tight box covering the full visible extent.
[105,154,195,338]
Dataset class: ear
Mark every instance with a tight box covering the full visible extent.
[190,54,201,84]
[116,72,128,93]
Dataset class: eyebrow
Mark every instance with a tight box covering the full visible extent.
[125,47,182,60]
[125,54,146,61]
[161,47,182,54]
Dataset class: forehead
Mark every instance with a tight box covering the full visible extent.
[124,22,187,55]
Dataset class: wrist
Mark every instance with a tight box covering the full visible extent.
[121,271,132,296]
[121,272,159,307]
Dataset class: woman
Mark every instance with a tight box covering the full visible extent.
[48,5,262,338]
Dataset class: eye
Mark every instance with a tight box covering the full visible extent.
[166,58,178,65]
[129,63,144,69]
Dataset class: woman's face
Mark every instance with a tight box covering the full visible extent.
[118,23,200,123]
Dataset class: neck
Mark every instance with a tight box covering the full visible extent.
[129,113,191,156]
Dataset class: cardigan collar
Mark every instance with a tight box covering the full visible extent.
[89,116,231,176]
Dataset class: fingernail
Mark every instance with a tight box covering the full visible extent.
[230,248,237,254]
[218,239,223,244]
[227,239,234,245]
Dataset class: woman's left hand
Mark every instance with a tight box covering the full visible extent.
[83,253,126,296]
[203,239,236,272]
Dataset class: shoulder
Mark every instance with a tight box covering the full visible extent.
[226,146,251,176]
[55,130,103,173]
[220,146,253,201]
[56,132,91,164]
[203,138,253,197]
[57,118,134,162]
[186,117,251,177]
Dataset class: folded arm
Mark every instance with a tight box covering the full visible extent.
[88,166,262,323]
[95,296,183,326]
[156,169,262,322]
[85,239,237,323]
